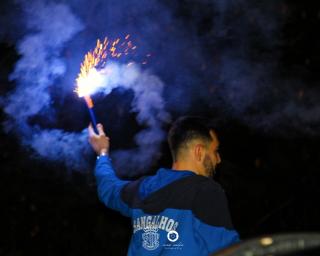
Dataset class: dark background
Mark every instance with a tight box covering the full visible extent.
[1,0,320,255]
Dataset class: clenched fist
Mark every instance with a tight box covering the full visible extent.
[88,123,110,155]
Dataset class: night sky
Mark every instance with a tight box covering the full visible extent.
[1,0,320,255]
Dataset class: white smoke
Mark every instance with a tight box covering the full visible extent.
[3,0,170,172]
[82,63,171,174]
[3,0,87,170]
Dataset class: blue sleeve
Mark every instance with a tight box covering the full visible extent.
[195,220,240,254]
[94,155,132,217]
[193,182,240,253]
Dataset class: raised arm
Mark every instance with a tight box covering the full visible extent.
[88,124,131,217]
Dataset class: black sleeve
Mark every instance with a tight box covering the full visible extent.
[121,176,146,208]
[193,181,234,229]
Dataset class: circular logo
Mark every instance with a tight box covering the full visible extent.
[167,230,179,242]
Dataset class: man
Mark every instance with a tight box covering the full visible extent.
[88,116,239,255]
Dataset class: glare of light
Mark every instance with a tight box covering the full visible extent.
[76,68,104,97]
[75,35,139,98]
[260,237,273,246]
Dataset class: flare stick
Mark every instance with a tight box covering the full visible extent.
[84,96,99,134]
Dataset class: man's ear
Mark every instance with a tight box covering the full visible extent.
[194,144,204,162]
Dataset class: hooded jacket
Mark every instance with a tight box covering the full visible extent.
[95,155,239,256]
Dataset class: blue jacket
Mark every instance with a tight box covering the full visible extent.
[95,155,239,255]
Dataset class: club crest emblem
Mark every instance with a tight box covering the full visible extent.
[142,224,159,250]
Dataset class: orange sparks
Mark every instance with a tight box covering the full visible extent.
[75,35,137,96]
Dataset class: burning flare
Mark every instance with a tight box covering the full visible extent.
[75,35,136,97]
[75,35,137,133]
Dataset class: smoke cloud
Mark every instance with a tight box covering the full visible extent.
[2,0,88,170]
[80,63,170,175]
[1,0,319,173]
[2,0,172,173]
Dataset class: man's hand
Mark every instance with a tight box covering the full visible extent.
[88,123,110,155]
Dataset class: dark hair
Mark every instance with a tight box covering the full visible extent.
[168,116,214,161]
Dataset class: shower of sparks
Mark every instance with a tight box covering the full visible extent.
[75,34,141,97]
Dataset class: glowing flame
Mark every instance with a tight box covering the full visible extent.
[76,68,104,97]
[75,35,137,97]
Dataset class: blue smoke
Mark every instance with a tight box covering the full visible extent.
[2,0,172,173]
[82,62,171,175]
[3,0,88,170]
[1,0,320,173]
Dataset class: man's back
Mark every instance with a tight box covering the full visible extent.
[122,168,239,255]
[89,118,240,255]
[95,157,239,255]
